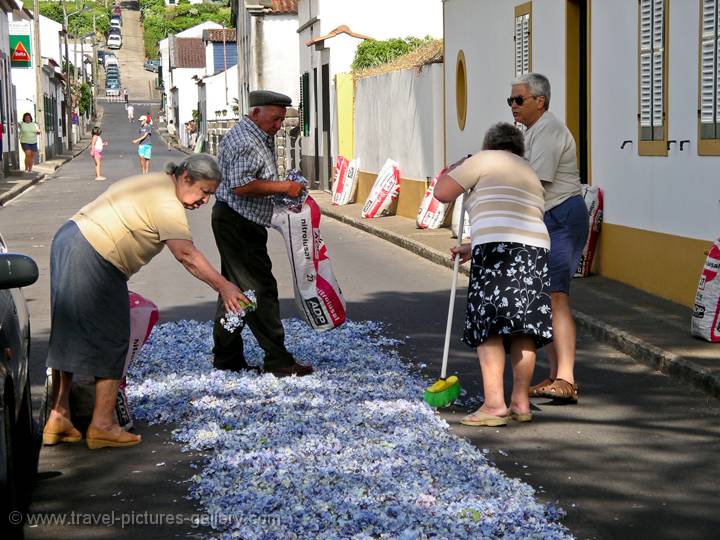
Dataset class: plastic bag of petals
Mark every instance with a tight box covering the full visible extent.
[573,185,604,278]
[117,292,159,429]
[331,156,360,206]
[271,196,346,332]
[691,239,720,342]
[275,169,309,212]
[416,167,451,229]
[361,158,400,218]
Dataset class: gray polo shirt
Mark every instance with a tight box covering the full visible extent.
[524,111,582,211]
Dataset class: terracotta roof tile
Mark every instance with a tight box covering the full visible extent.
[203,29,237,43]
[270,0,297,14]
[174,38,205,68]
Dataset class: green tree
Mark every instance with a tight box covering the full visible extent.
[141,0,230,59]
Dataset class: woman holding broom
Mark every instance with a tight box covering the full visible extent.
[434,122,553,426]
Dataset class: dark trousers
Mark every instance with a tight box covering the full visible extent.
[211,202,294,369]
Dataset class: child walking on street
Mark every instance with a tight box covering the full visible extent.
[133,115,153,174]
[90,126,107,181]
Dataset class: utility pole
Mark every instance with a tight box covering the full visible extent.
[61,0,73,151]
[92,13,98,119]
[32,0,46,161]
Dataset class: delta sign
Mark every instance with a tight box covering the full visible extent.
[9,20,32,69]
[9,35,32,68]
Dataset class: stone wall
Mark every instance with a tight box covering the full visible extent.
[275,107,301,177]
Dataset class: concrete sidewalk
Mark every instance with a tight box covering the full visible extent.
[311,191,720,400]
[0,135,94,206]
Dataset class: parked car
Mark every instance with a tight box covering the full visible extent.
[106,68,119,78]
[143,59,161,73]
[110,18,121,29]
[107,34,122,50]
[106,80,121,97]
[108,26,121,36]
[0,236,40,532]
[105,53,118,66]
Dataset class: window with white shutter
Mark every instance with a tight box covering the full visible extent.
[699,0,720,154]
[514,3,532,77]
[638,0,668,156]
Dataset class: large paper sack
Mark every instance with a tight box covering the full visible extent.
[691,239,720,342]
[451,193,471,240]
[361,159,400,218]
[574,186,604,277]
[272,196,346,331]
[417,167,450,229]
[331,156,360,205]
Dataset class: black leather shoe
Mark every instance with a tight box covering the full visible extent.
[267,362,314,377]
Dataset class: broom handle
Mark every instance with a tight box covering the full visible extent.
[440,196,466,380]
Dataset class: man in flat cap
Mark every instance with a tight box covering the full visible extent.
[212,90,312,377]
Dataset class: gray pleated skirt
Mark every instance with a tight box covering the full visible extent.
[46,220,130,379]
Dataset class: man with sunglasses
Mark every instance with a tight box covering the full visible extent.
[509,72,588,404]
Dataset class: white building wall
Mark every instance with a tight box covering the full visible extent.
[11,14,63,121]
[297,0,444,185]
[172,68,204,127]
[444,0,514,164]
[203,64,238,118]
[160,38,172,116]
[254,15,299,103]
[592,0,716,242]
[354,65,444,180]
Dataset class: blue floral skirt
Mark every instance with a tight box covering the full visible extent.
[462,242,553,349]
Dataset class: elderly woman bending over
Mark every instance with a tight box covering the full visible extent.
[43,154,250,449]
[434,123,553,427]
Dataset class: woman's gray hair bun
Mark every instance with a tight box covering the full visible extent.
[165,154,222,182]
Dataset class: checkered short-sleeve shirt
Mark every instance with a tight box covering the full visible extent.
[215,116,279,226]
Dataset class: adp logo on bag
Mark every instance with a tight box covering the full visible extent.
[305,297,328,326]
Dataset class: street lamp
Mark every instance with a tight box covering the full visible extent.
[61,0,91,151]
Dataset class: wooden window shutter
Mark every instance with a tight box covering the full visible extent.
[514,3,532,77]
[638,0,668,155]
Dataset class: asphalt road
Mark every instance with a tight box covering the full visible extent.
[1,102,719,539]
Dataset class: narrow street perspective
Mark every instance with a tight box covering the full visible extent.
[0,1,718,540]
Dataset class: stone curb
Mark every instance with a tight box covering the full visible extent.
[318,203,720,399]
[574,311,720,399]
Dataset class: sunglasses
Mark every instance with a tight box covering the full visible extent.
[506,95,535,106]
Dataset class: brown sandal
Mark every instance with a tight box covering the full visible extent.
[539,378,579,403]
[529,378,554,397]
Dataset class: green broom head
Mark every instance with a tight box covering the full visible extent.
[423,375,461,408]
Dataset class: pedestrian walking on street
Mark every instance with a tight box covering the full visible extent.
[42,154,252,450]
[434,123,552,427]
[123,87,129,104]
[212,90,313,377]
[18,112,40,172]
[509,73,588,403]
[133,114,152,174]
[89,126,108,181]
[127,103,135,123]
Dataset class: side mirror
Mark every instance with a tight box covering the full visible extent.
[0,254,39,289]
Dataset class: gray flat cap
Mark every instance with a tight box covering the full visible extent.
[249,90,292,108]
